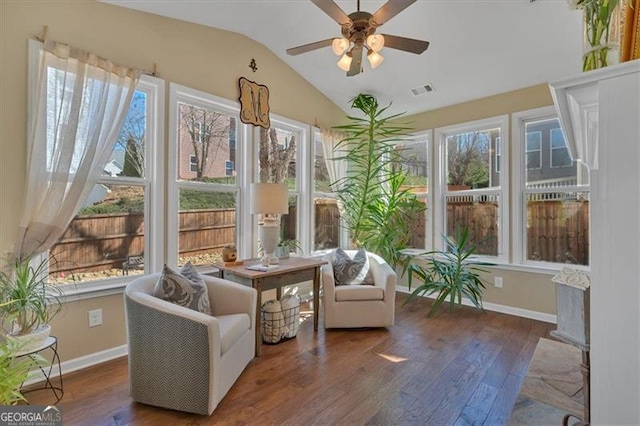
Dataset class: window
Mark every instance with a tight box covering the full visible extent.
[313,130,341,251]
[514,107,590,266]
[257,117,309,254]
[225,160,235,176]
[435,116,509,260]
[47,76,164,285]
[393,132,430,249]
[169,84,241,267]
[526,131,542,170]
[551,128,573,168]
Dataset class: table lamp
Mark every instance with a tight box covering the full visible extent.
[250,182,289,265]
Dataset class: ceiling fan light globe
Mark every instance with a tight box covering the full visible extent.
[366,34,385,52]
[337,52,353,71]
[331,38,350,56]
[367,51,384,69]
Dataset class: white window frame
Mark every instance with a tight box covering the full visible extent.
[434,115,509,262]
[28,40,165,293]
[168,83,246,268]
[395,131,432,251]
[253,115,311,256]
[550,127,573,168]
[512,106,590,268]
[189,154,198,172]
[310,128,345,253]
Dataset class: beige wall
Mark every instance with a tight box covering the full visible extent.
[0,1,559,364]
[402,83,558,316]
[49,294,126,362]
[0,0,344,362]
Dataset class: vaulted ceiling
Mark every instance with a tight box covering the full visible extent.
[103,0,583,116]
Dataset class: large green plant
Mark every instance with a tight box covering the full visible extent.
[0,255,63,335]
[333,94,425,266]
[402,226,494,316]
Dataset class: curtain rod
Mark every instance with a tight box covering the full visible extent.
[34,25,159,77]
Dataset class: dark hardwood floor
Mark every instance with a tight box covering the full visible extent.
[25,295,553,425]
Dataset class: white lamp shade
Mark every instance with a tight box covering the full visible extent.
[250,183,289,214]
[337,52,352,71]
[366,34,385,52]
[331,38,350,56]
[367,51,384,69]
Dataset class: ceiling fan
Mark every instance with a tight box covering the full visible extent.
[286,0,429,77]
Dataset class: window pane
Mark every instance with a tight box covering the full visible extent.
[393,139,428,249]
[407,197,427,249]
[446,194,499,256]
[177,102,237,184]
[314,197,340,250]
[314,135,332,193]
[178,190,236,266]
[525,118,588,187]
[113,91,147,178]
[281,195,298,244]
[49,184,145,284]
[393,141,428,191]
[446,128,500,191]
[526,192,589,265]
[259,126,298,189]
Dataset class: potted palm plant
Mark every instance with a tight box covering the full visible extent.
[0,255,63,353]
[401,226,494,317]
[275,239,302,259]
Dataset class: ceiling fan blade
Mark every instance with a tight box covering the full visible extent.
[381,34,430,54]
[347,44,363,76]
[311,0,352,26]
[371,0,417,26]
[286,38,334,56]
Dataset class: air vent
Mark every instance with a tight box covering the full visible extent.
[411,83,435,97]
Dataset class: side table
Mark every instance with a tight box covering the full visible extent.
[18,336,64,404]
[215,257,326,356]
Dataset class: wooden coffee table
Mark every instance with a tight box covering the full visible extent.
[215,257,326,356]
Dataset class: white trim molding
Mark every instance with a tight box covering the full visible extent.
[396,285,557,324]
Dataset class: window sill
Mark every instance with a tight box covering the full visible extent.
[57,276,133,303]
[399,249,589,276]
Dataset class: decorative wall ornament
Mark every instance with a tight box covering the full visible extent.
[238,77,270,129]
[249,58,258,72]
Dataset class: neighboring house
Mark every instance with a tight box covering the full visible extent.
[178,104,237,180]
[103,159,123,177]
[491,120,581,188]
[82,184,111,209]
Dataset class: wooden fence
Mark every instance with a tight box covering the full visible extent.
[50,198,589,276]
[50,209,235,275]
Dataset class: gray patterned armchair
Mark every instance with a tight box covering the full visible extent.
[124,273,257,415]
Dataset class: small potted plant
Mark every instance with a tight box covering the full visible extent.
[275,239,302,259]
[0,255,63,353]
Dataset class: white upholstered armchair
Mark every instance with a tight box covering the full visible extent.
[322,250,397,329]
[124,273,257,415]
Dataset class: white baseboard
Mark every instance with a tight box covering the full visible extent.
[396,285,557,324]
[24,344,128,386]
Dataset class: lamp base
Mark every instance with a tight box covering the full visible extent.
[259,219,280,266]
[260,253,280,266]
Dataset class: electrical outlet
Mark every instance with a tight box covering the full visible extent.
[494,276,503,288]
[88,309,102,327]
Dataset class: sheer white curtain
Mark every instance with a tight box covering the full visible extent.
[15,40,140,258]
[320,129,348,192]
